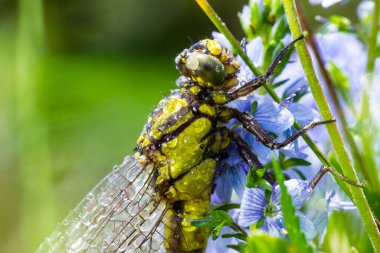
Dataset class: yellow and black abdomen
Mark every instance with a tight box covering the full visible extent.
[136,92,229,252]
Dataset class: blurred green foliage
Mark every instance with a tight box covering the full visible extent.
[0,0,367,252]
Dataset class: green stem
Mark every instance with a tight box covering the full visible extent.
[359,0,380,192]
[366,0,379,75]
[16,0,56,251]
[283,1,380,251]
[195,0,331,168]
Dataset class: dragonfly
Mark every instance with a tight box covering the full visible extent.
[36,35,334,253]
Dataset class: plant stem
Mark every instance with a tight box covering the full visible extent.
[195,0,331,168]
[16,0,56,251]
[283,0,380,251]
[359,0,380,192]
[366,0,380,75]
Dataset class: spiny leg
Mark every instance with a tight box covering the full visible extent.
[227,34,305,101]
[225,107,335,150]
[310,166,365,189]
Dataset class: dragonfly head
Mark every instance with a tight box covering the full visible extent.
[175,39,239,90]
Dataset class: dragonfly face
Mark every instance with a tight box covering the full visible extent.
[175,39,239,90]
[37,35,327,253]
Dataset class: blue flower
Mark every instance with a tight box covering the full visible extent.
[306,178,357,245]
[357,1,375,22]
[317,32,366,100]
[309,0,346,8]
[238,179,316,240]
[212,157,247,204]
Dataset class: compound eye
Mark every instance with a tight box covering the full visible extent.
[186,53,227,85]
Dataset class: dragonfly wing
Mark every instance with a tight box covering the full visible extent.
[36,156,168,253]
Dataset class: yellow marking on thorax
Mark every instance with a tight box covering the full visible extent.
[199,104,216,117]
[150,98,193,140]
[189,86,201,95]
[212,92,228,104]
[159,117,212,180]
[206,39,222,56]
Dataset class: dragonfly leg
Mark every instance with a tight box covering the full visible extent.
[230,130,263,169]
[227,35,305,101]
[310,166,365,189]
[225,107,335,150]
[229,129,275,184]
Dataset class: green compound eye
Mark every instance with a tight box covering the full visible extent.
[186,53,227,85]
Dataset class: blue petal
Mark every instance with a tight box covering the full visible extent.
[358,1,374,21]
[282,77,309,101]
[276,128,309,160]
[270,183,282,208]
[309,0,344,8]
[243,132,274,163]
[236,38,263,81]
[261,215,286,238]
[252,96,294,134]
[238,187,266,227]
[284,179,312,208]
[239,5,251,32]
[224,143,245,166]
[212,166,233,203]
[318,32,366,97]
[327,189,357,211]
[312,210,328,246]
[330,201,356,211]
[271,179,312,209]
[244,37,263,67]
[288,103,321,126]
[211,32,231,50]
[237,62,255,82]
[232,166,248,198]
[297,211,317,240]
[226,95,256,112]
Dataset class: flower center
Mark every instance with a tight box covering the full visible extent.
[264,203,279,218]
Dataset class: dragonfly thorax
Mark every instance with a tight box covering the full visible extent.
[135,83,232,251]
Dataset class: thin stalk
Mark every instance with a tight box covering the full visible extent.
[283,1,380,251]
[16,0,55,251]
[359,0,380,192]
[294,0,372,186]
[195,0,331,168]
[366,0,380,75]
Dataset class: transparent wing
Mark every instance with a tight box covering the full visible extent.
[36,156,168,253]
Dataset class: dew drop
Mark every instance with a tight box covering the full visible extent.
[86,192,95,201]
[166,138,178,148]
